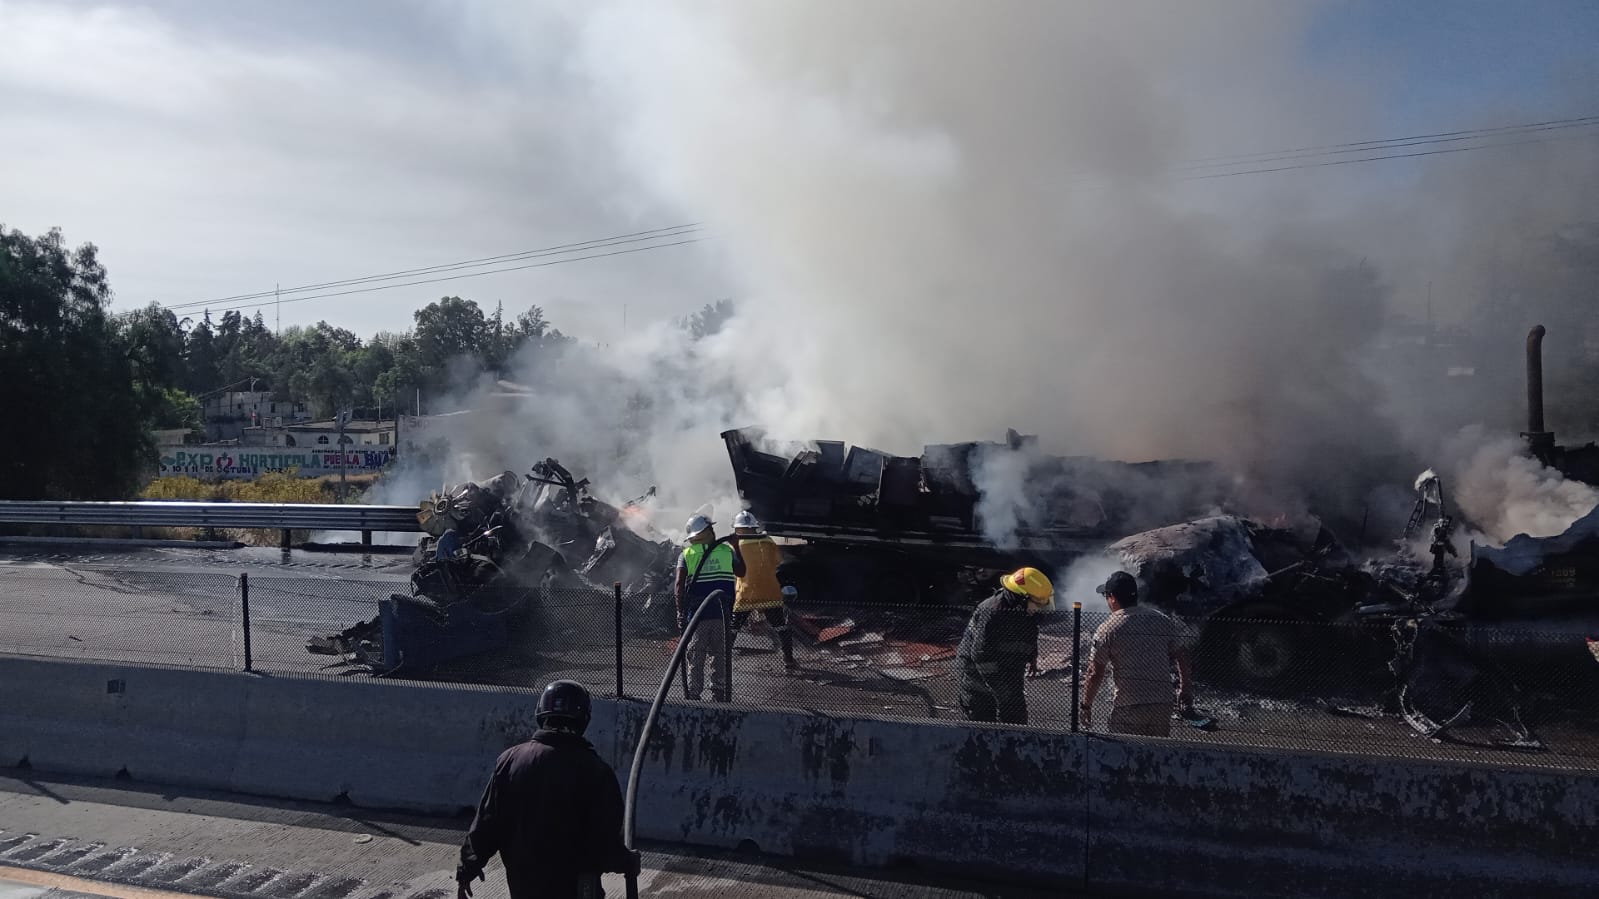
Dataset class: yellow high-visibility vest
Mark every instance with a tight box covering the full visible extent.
[681,542,736,584]
[734,536,784,612]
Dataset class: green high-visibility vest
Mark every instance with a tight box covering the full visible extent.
[682,542,736,583]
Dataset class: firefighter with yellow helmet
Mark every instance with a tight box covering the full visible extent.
[955,566,1054,724]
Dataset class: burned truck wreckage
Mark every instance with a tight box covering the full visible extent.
[1097,322,1599,748]
[720,425,1230,606]
[1103,491,1599,748]
[305,328,1599,749]
[307,459,677,673]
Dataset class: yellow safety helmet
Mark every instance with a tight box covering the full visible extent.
[1001,566,1054,608]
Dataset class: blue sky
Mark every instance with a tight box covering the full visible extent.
[1309,0,1599,128]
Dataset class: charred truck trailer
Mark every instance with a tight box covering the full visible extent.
[720,426,1229,606]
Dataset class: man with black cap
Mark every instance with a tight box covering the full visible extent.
[457,680,640,899]
[1081,571,1193,737]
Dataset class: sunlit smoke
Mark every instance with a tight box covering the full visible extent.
[390,1,1599,551]
[1446,428,1599,545]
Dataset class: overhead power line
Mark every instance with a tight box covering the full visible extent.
[157,112,1599,322]
[186,236,705,318]
[1179,112,1599,169]
[1179,128,1599,181]
[161,223,701,313]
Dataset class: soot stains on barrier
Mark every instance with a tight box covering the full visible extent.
[631,709,677,772]
[686,789,759,837]
[799,717,855,788]
[1096,741,1599,860]
[952,730,1078,801]
[688,708,741,777]
[789,805,884,864]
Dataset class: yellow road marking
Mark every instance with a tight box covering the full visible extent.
[0,864,216,899]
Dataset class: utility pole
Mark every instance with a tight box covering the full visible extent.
[336,409,352,502]
[1426,281,1434,343]
[275,283,281,334]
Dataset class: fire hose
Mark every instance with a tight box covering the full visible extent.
[622,533,738,897]
[621,586,727,899]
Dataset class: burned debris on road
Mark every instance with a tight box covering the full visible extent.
[1102,468,1599,748]
[295,326,1599,754]
[307,458,676,673]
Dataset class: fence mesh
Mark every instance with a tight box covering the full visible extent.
[6,564,1599,769]
[0,565,239,669]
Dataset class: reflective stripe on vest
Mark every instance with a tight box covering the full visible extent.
[682,542,737,584]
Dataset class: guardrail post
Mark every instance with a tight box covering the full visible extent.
[279,529,291,551]
[614,581,625,699]
[240,572,254,673]
[1071,600,1082,733]
[361,530,372,547]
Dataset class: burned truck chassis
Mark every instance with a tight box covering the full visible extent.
[307,458,676,674]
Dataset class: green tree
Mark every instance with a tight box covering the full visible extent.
[122,303,187,388]
[152,387,203,431]
[413,295,488,385]
[0,225,151,499]
[681,300,735,340]
[184,312,221,393]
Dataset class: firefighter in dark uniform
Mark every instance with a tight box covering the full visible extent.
[956,567,1054,725]
[457,680,640,899]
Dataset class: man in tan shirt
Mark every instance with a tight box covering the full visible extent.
[1080,571,1193,737]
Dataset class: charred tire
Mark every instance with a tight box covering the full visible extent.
[1199,607,1322,695]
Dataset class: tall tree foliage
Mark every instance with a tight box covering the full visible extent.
[682,300,735,340]
[0,226,151,499]
[1,225,589,499]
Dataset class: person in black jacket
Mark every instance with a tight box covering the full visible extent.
[457,680,640,899]
[956,567,1054,725]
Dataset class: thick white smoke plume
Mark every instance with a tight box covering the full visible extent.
[397,2,1597,547]
[577,2,1388,468]
[1445,428,1599,545]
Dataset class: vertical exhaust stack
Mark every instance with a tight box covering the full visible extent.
[1523,324,1556,462]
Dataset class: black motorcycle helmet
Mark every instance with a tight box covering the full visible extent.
[536,680,592,732]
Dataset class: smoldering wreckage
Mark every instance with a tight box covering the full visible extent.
[309,326,1599,749]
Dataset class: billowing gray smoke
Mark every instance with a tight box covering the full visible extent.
[401,1,1597,547]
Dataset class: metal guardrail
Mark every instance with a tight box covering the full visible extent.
[0,501,422,532]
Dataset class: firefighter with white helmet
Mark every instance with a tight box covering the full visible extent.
[674,511,745,700]
[955,566,1054,725]
[729,511,798,671]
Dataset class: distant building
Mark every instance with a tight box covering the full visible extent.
[242,418,396,448]
[201,391,310,442]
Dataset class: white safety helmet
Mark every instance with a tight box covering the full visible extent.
[732,510,761,531]
[684,514,714,540]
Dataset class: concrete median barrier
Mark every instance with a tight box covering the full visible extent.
[608,700,1087,883]
[0,655,575,814]
[0,656,249,789]
[1085,735,1599,896]
[5,654,1599,896]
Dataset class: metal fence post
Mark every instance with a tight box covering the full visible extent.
[240,572,254,673]
[1070,600,1082,733]
[720,601,733,704]
[614,581,624,699]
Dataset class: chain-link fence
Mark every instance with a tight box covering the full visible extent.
[0,565,240,669]
[6,566,1599,768]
